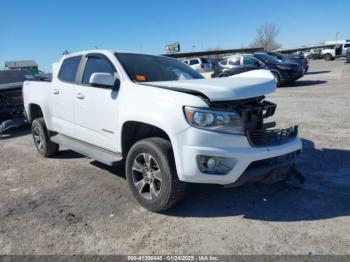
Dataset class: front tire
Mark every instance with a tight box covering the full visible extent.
[271,71,281,86]
[324,54,332,61]
[125,137,186,212]
[31,118,59,157]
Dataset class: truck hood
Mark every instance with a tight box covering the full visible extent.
[144,69,276,101]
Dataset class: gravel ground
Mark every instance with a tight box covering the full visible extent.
[0,59,349,255]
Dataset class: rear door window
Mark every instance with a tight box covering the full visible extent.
[58,56,82,83]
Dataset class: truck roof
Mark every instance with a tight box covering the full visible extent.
[61,49,174,60]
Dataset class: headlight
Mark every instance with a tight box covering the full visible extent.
[184,106,244,135]
[277,65,292,70]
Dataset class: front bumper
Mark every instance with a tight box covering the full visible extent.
[224,150,300,187]
[173,127,302,185]
[280,70,304,84]
[0,116,26,134]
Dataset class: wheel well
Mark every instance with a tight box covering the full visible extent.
[270,70,281,79]
[28,104,43,122]
[121,121,171,158]
[218,73,229,77]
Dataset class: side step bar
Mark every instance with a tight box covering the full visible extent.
[50,134,123,166]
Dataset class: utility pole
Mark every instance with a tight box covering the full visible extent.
[335,32,339,46]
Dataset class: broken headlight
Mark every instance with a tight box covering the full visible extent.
[184,106,244,135]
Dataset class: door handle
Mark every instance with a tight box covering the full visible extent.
[76,93,84,99]
[53,89,59,95]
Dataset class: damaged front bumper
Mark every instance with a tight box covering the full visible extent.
[0,117,27,134]
[224,150,302,187]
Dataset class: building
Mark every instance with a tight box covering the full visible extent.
[324,40,347,45]
[5,60,39,75]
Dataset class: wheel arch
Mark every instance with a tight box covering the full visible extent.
[121,121,172,159]
[28,103,44,123]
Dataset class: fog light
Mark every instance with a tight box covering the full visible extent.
[206,157,218,171]
[197,155,236,175]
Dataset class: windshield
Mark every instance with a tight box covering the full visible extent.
[0,70,34,85]
[268,52,285,61]
[200,58,210,64]
[254,53,280,64]
[115,53,204,82]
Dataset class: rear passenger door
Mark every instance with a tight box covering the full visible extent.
[52,55,82,138]
[74,54,120,151]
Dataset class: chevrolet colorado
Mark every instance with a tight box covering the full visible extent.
[23,50,302,212]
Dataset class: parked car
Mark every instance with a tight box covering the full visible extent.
[347,48,350,63]
[212,53,304,86]
[183,57,212,72]
[266,51,309,73]
[0,69,34,133]
[23,50,302,212]
[306,49,323,60]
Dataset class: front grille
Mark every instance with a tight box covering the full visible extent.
[0,90,24,119]
[210,96,276,130]
[209,97,298,147]
[247,126,298,147]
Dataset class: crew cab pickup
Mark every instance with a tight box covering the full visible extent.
[23,50,302,212]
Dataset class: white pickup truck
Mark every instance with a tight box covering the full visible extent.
[23,50,302,212]
[321,42,350,61]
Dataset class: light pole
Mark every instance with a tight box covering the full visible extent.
[335,32,339,46]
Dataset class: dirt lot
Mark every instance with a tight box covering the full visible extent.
[0,59,350,255]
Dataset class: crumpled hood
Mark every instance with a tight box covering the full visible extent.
[144,69,276,101]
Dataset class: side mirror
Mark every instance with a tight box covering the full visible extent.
[89,72,119,90]
[254,61,260,67]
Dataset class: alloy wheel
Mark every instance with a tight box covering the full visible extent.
[131,153,162,200]
[33,126,44,151]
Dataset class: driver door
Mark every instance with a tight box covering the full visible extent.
[74,54,120,152]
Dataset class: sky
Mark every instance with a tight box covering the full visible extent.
[1,0,349,72]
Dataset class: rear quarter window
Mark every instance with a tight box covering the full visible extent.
[58,56,82,83]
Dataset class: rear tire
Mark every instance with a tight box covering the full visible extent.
[31,118,59,157]
[125,137,186,212]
